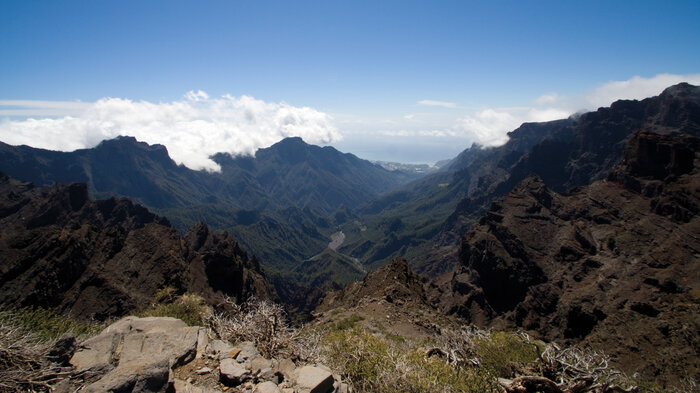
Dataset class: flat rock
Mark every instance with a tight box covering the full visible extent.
[70,317,206,392]
[220,358,251,386]
[196,367,213,375]
[83,357,170,393]
[294,365,335,393]
[250,356,273,373]
[71,316,202,371]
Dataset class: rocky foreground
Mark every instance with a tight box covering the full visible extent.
[50,316,348,393]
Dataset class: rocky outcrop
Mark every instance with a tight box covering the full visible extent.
[0,174,273,320]
[318,258,427,311]
[316,258,453,339]
[57,316,349,393]
[430,131,700,385]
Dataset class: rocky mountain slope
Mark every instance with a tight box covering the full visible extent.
[342,83,700,276]
[316,258,453,339]
[0,173,272,320]
[429,130,700,385]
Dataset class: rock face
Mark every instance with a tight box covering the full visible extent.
[0,174,272,320]
[69,316,206,392]
[431,131,700,385]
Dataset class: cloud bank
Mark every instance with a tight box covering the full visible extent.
[0,93,340,171]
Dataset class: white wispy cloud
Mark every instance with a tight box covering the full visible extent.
[0,92,340,172]
[418,99,456,108]
[534,93,560,105]
[585,73,700,109]
[0,100,91,117]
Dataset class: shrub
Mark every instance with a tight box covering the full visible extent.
[208,297,294,358]
[474,331,540,377]
[153,285,178,304]
[322,327,500,393]
[330,313,364,331]
[142,292,210,326]
[606,235,616,250]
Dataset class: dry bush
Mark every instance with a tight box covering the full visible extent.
[0,321,68,392]
[500,342,638,393]
[208,297,297,359]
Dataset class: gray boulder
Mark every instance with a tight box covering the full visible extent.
[70,316,206,393]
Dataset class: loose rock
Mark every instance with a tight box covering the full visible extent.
[220,358,251,386]
[253,381,281,393]
[295,365,335,393]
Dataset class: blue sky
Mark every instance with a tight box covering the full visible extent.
[1,1,699,168]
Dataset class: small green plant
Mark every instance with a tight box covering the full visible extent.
[330,313,364,331]
[474,331,540,377]
[323,328,391,391]
[153,285,178,304]
[606,235,616,250]
[141,293,210,326]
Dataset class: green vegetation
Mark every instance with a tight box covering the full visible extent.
[606,235,616,250]
[329,313,364,331]
[0,306,100,341]
[474,331,540,377]
[322,327,500,393]
[140,292,211,326]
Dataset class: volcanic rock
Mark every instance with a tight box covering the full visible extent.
[0,174,273,320]
[431,130,700,385]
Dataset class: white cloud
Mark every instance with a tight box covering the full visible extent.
[586,73,700,109]
[534,93,559,105]
[418,99,456,108]
[0,92,340,172]
[453,109,521,147]
[184,90,209,102]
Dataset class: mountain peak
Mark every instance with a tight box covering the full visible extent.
[659,82,700,99]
